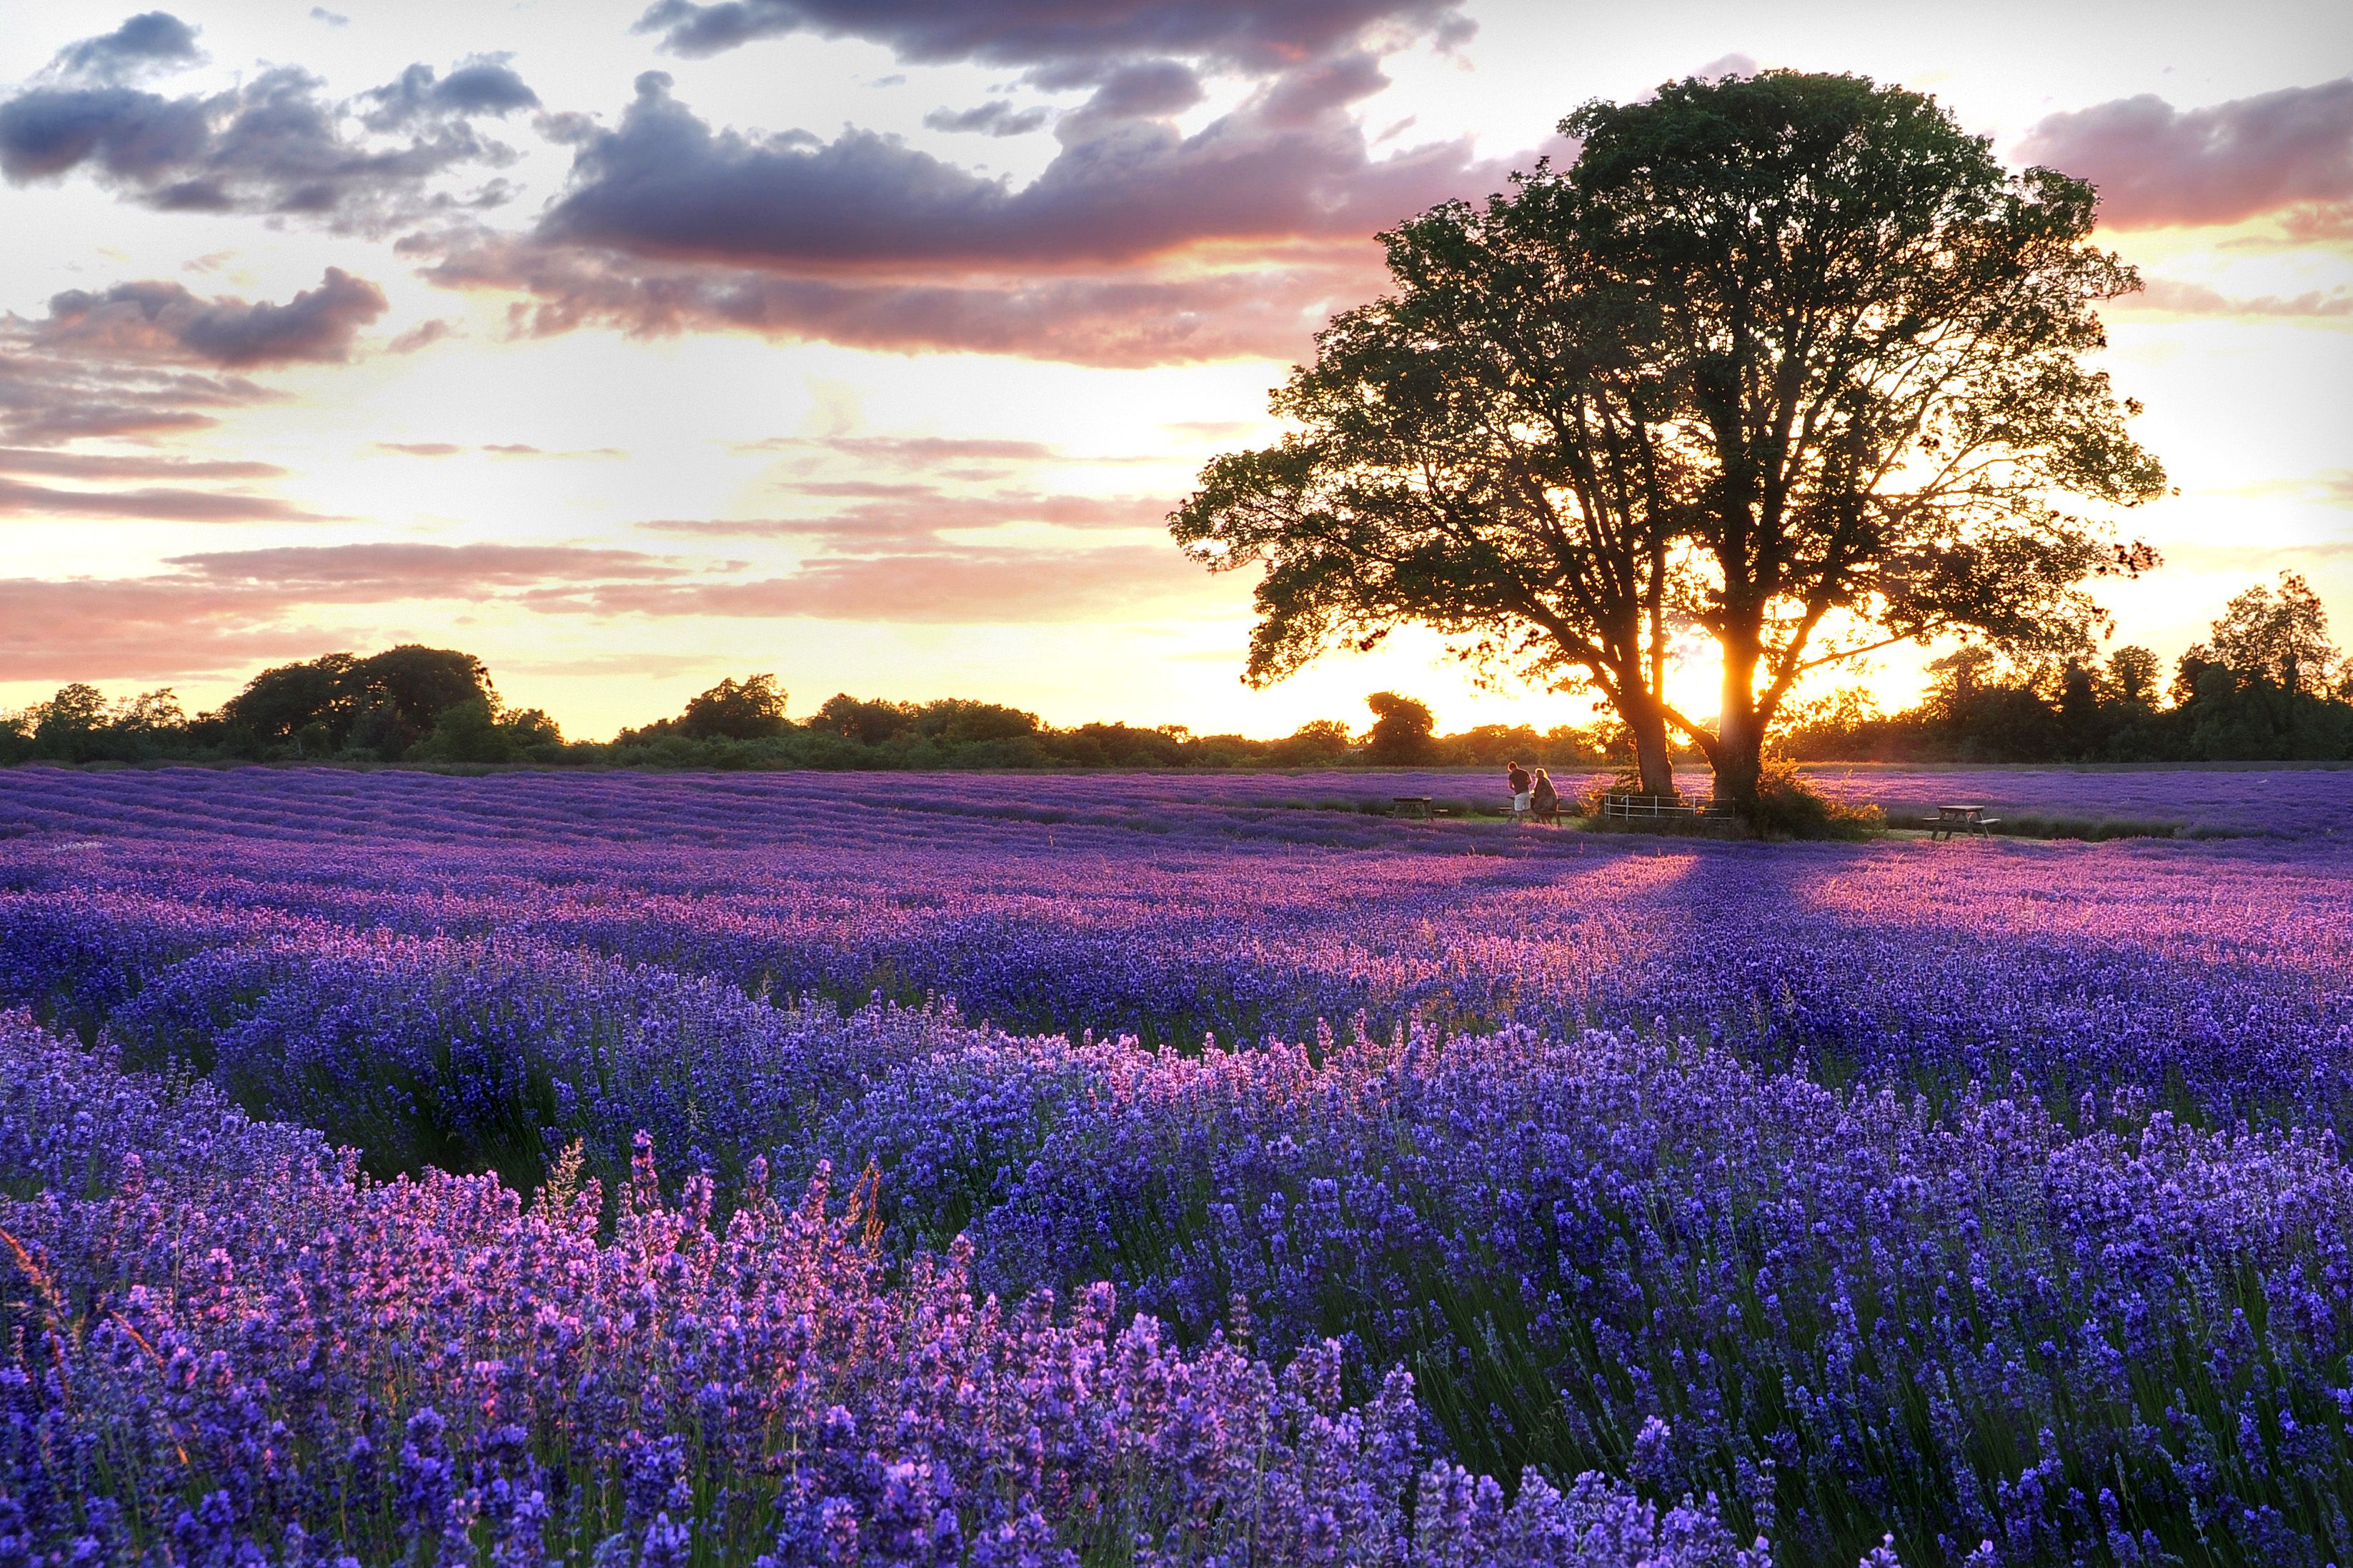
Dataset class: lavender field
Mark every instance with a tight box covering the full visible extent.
[4,765,2352,1566]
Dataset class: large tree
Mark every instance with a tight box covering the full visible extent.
[1558,70,2165,800]
[1174,70,2166,804]
[1170,179,1693,796]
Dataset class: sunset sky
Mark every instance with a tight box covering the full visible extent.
[4,0,2349,740]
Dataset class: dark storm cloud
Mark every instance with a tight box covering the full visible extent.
[632,0,1473,70]
[50,11,204,84]
[0,52,539,234]
[2019,78,2353,231]
[38,268,389,368]
[922,101,1052,138]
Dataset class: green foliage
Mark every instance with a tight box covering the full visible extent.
[1780,582,2353,764]
[680,674,790,740]
[410,698,564,765]
[1364,691,1436,764]
[1737,759,1884,839]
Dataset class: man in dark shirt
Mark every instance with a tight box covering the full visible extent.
[1506,761,1532,822]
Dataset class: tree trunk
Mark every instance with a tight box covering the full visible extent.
[1627,697,1676,798]
[1713,631,1765,806]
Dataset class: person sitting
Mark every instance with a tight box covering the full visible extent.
[1530,767,1560,824]
[1506,760,1532,822]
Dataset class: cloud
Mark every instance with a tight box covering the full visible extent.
[388,317,454,352]
[0,542,688,681]
[0,473,328,523]
[424,229,1385,364]
[922,101,1052,137]
[740,433,1060,463]
[640,487,1169,545]
[559,543,1203,623]
[372,439,625,458]
[0,313,270,446]
[0,54,538,234]
[37,267,389,367]
[166,541,687,591]
[2019,78,2353,231]
[357,57,540,132]
[2116,278,2353,318]
[2206,469,2353,505]
[309,7,349,26]
[49,11,203,85]
[0,274,376,524]
[632,0,1473,71]
[0,574,337,681]
[0,447,282,480]
[401,0,1546,371]
[537,71,1495,272]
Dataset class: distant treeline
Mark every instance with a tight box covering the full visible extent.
[0,656,1611,771]
[8,574,2352,771]
[1779,573,2353,764]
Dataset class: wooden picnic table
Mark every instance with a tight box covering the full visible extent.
[1926,803,2001,841]
[1392,795,1436,820]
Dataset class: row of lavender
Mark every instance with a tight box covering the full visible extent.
[6,978,2347,1564]
[2,1014,1758,1567]
[8,771,2349,1129]
[4,766,2352,1564]
[6,761,2350,847]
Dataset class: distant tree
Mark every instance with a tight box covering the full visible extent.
[29,684,108,761]
[348,699,419,761]
[2054,659,2104,757]
[679,674,790,740]
[412,697,514,764]
[1560,70,2167,803]
[2106,645,2160,707]
[347,646,495,739]
[502,707,563,750]
[912,699,1040,745]
[1270,719,1353,766]
[220,654,358,747]
[811,694,913,746]
[1364,691,1437,764]
[2203,572,2338,696]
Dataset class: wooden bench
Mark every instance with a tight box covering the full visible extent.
[1924,804,2001,841]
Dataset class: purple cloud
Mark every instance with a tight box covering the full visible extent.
[632,0,1472,71]
[2019,78,2353,231]
[49,11,203,85]
[39,268,389,368]
[0,53,539,234]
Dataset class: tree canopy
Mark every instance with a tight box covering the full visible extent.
[1173,69,2166,803]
